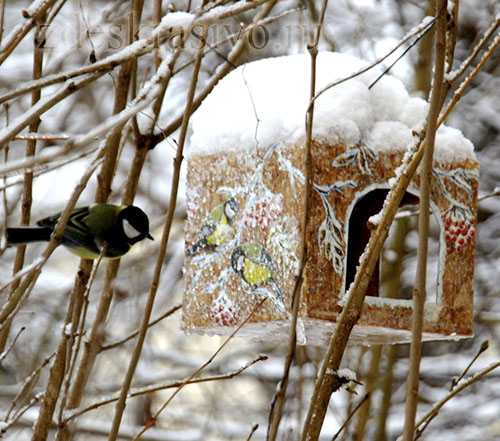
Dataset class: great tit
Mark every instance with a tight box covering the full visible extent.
[5,204,153,259]
[230,243,286,312]
[186,198,238,256]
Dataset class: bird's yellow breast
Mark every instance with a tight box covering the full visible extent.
[243,259,272,286]
[66,246,101,259]
[206,223,233,246]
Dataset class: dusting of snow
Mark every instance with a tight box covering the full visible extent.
[336,368,357,381]
[368,211,383,226]
[160,11,195,29]
[189,52,476,164]
[64,323,73,337]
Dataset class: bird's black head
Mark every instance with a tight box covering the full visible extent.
[119,205,153,245]
[231,246,245,274]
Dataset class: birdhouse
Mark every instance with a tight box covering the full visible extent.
[182,52,479,345]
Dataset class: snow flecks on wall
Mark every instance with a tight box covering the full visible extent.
[185,52,479,343]
[189,52,476,164]
[184,143,302,328]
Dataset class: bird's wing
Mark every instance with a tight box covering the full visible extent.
[36,206,90,228]
[251,246,276,272]
[37,206,98,251]
[62,207,101,250]
[210,203,226,224]
[200,221,216,239]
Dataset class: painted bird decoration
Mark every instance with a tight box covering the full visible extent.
[5,204,153,259]
[231,242,286,313]
[186,198,239,256]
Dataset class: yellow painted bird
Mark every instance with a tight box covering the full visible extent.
[186,198,238,256]
[230,242,286,312]
[5,204,153,259]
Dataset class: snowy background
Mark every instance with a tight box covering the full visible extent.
[0,1,499,440]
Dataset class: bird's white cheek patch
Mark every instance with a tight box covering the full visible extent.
[123,219,141,239]
[237,256,245,271]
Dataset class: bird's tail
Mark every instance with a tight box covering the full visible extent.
[5,227,52,246]
[269,279,287,314]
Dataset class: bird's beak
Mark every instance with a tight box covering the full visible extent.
[147,233,154,241]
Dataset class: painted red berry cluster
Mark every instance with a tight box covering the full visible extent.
[444,207,475,253]
[241,196,282,230]
[210,295,240,326]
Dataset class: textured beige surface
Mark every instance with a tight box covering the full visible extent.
[183,139,479,345]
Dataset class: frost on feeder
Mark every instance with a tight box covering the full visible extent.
[182,53,479,345]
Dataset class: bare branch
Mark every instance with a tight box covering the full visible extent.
[266,1,327,439]
[106,25,208,441]
[131,299,268,441]
[64,355,267,423]
[309,16,436,108]
[0,0,57,65]
[101,304,182,351]
[402,2,448,439]
[415,361,500,439]
[331,394,370,441]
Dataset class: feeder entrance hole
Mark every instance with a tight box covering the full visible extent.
[344,189,442,302]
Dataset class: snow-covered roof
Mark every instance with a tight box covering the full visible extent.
[189,52,475,163]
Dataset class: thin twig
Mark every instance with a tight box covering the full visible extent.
[446,17,499,84]
[0,326,26,363]
[0,0,5,45]
[30,257,94,441]
[64,355,267,423]
[1,393,43,436]
[309,16,436,109]
[352,346,382,440]
[13,133,70,141]
[151,0,280,145]
[106,25,207,441]
[331,394,370,441]
[246,424,260,441]
[0,7,47,353]
[4,352,55,421]
[414,361,500,439]
[0,0,273,105]
[368,23,435,90]
[131,299,268,441]
[402,2,447,439]
[101,304,182,351]
[450,340,489,390]
[266,1,327,440]
[57,253,105,426]
[478,188,500,202]
[439,31,500,125]
[0,0,57,65]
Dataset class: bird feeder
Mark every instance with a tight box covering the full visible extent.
[182,53,479,345]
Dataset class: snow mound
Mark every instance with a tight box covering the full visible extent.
[189,52,475,163]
